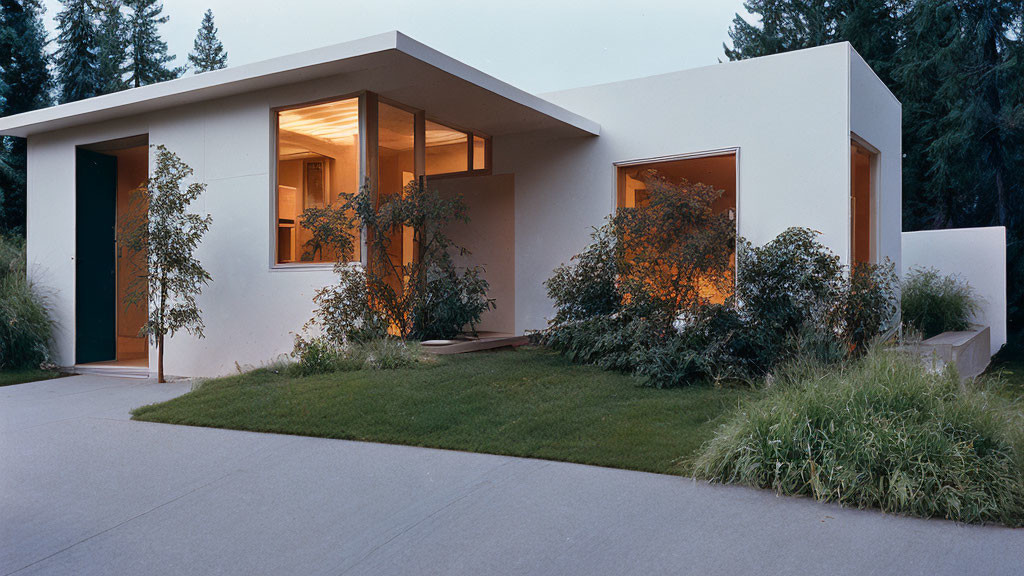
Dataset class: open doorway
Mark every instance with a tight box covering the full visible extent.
[75,135,149,369]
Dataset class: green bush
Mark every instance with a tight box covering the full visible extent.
[693,349,1024,526]
[0,236,53,369]
[291,336,425,376]
[902,267,979,338]
[542,220,899,386]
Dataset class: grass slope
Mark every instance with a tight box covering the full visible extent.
[133,347,751,474]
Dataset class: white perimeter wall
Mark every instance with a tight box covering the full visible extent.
[499,42,901,333]
[901,227,1007,355]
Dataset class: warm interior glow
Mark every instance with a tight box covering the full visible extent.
[378,102,416,301]
[425,120,469,175]
[851,140,874,264]
[276,97,360,264]
[113,145,149,364]
[473,135,486,170]
[617,153,738,304]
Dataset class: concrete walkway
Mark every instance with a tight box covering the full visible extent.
[1,375,1021,576]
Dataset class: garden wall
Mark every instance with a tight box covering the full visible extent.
[901,227,1006,355]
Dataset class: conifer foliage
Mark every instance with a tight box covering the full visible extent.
[124,0,182,87]
[0,0,52,232]
[55,0,101,103]
[188,9,227,73]
[96,0,129,94]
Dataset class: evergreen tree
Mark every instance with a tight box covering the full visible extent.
[54,0,101,103]
[96,0,129,94]
[187,9,227,73]
[0,0,52,233]
[124,0,182,87]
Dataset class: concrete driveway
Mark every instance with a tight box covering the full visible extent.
[1,375,1022,576]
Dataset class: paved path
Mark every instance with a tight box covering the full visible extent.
[1,375,1022,576]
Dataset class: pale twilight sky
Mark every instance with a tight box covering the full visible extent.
[39,0,750,94]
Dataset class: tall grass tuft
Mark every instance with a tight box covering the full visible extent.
[0,236,53,369]
[693,349,1024,526]
[901,267,979,338]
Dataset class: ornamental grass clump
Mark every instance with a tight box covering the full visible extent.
[901,267,979,338]
[0,235,53,369]
[693,349,1024,526]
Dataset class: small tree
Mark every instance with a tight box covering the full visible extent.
[187,9,227,73]
[121,145,212,382]
[298,179,494,344]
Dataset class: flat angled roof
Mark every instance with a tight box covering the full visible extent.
[0,31,600,138]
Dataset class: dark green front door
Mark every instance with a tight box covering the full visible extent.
[76,149,117,364]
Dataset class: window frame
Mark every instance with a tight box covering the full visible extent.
[269,92,493,270]
[270,91,366,271]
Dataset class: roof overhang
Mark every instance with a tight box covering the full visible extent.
[0,31,600,139]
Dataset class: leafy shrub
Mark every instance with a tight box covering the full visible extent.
[614,171,735,314]
[0,236,53,369]
[412,263,493,340]
[299,180,494,342]
[694,349,1024,526]
[844,261,900,350]
[545,223,619,325]
[542,216,899,386]
[902,267,979,338]
[306,265,388,347]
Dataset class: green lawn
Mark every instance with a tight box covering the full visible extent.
[0,369,62,387]
[132,347,753,475]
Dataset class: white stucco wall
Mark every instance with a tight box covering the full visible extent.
[27,71,388,378]
[500,42,900,333]
[901,227,1007,355]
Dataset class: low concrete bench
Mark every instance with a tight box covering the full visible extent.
[908,325,991,380]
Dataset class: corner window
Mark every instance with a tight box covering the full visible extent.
[276,97,361,264]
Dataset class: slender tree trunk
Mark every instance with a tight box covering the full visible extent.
[981,28,1008,227]
[157,333,164,383]
[157,271,167,383]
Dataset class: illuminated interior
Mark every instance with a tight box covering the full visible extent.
[616,153,737,303]
[276,97,361,264]
[275,94,491,265]
[378,102,417,292]
[425,120,469,175]
[851,140,874,264]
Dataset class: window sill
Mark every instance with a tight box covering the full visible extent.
[269,262,359,272]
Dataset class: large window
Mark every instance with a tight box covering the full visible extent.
[276,97,361,264]
[616,152,737,303]
[851,140,875,264]
[274,93,491,266]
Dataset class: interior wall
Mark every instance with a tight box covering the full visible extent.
[111,145,149,361]
[434,173,516,334]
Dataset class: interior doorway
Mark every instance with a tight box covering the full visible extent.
[75,136,149,368]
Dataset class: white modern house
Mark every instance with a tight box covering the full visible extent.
[0,31,1005,377]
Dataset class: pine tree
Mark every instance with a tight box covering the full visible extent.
[187,9,227,73]
[124,0,182,87]
[54,0,101,103]
[0,0,53,233]
[96,0,129,94]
